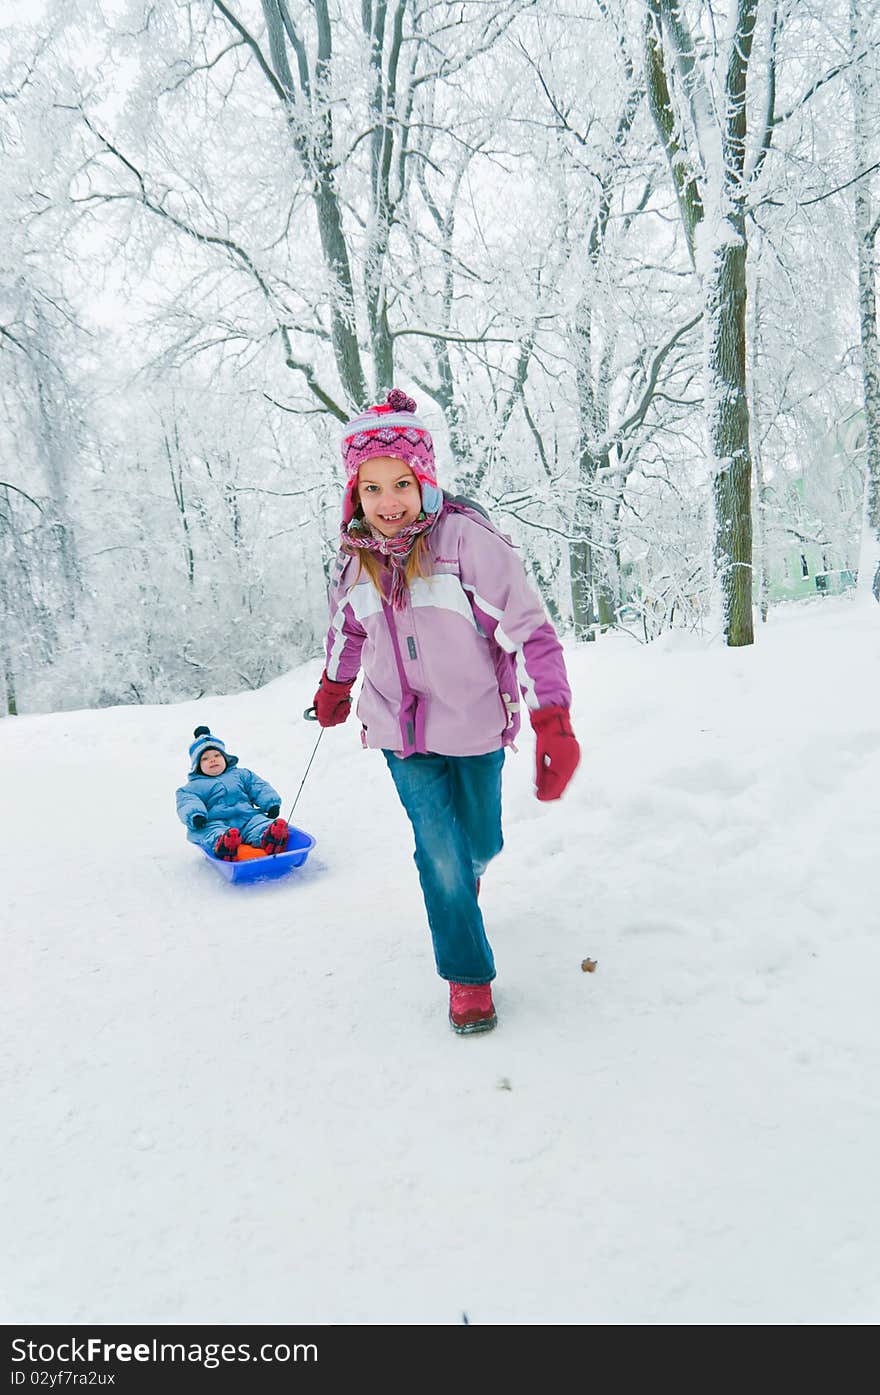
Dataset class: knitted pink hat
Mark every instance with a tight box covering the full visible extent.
[339,388,441,524]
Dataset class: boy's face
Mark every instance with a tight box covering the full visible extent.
[199,749,226,776]
[356,457,421,537]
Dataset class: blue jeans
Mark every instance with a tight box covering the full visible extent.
[383,748,505,984]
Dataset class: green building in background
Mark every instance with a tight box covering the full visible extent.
[762,409,864,604]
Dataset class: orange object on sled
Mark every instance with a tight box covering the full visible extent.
[236,844,268,861]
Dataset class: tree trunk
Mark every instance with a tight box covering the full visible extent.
[749,257,770,622]
[0,545,15,716]
[851,0,880,601]
[34,363,80,618]
[4,669,16,717]
[529,555,565,632]
[596,553,619,629]
[313,176,369,407]
[569,540,595,640]
[645,1,702,265]
[645,0,757,646]
[570,285,601,640]
[706,230,754,645]
[363,0,400,396]
[261,0,368,408]
[855,215,880,601]
[165,427,195,587]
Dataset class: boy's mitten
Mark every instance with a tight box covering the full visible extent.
[192,813,207,829]
[530,706,581,802]
[313,671,355,727]
[214,827,242,860]
[265,804,280,819]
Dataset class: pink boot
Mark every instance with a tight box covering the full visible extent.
[449,981,496,1035]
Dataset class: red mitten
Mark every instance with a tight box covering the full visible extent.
[313,670,355,727]
[530,706,580,802]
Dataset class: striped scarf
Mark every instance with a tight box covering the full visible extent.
[341,510,439,610]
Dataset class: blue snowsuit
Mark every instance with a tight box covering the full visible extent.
[175,754,281,853]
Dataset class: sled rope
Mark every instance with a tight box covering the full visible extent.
[285,726,324,824]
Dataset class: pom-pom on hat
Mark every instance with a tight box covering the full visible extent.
[340,387,441,525]
[188,725,232,774]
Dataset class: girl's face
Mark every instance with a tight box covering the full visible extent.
[356,457,421,537]
[199,749,226,776]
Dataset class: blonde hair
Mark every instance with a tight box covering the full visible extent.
[354,534,433,599]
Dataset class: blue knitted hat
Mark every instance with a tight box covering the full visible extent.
[189,725,232,774]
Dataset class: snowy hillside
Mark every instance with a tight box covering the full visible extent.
[3,595,879,1324]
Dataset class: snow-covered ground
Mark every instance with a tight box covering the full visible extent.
[3,594,879,1324]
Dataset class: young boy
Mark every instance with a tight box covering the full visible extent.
[175,726,289,859]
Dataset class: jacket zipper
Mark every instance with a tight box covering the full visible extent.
[381,598,419,754]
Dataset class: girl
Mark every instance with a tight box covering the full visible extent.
[176,726,290,860]
[313,389,580,1034]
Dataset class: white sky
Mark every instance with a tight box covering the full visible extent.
[3,592,879,1323]
[0,1,47,30]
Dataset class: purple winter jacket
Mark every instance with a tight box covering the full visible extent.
[323,502,572,758]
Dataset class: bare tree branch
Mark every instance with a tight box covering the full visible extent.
[0,482,45,511]
[211,0,291,105]
[604,313,702,448]
[748,3,779,182]
[283,357,348,419]
[771,44,877,128]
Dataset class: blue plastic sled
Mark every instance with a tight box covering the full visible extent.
[200,824,316,884]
